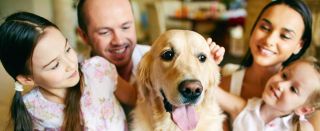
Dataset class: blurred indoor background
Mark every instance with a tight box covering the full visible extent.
[0,0,319,130]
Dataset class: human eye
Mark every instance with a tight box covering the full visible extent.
[281,72,288,80]
[260,26,270,32]
[259,24,270,32]
[66,46,72,53]
[98,29,111,35]
[122,22,132,31]
[280,33,292,40]
[51,62,60,70]
[122,25,130,30]
[290,86,299,94]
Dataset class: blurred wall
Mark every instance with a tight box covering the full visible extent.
[0,0,53,21]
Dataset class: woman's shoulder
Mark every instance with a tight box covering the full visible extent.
[220,64,246,94]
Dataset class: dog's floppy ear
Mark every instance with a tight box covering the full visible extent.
[137,51,153,102]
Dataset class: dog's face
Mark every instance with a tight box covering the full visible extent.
[138,30,220,107]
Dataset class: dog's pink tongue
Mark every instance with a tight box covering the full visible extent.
[172,105,199,131]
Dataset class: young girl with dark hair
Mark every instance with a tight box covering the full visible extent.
[0,12,132,130]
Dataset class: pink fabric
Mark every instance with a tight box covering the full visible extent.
[24,56,126,130]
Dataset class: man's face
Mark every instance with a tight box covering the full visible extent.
[83,0,137,67]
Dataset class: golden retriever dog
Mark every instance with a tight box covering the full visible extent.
[131,30,224,131]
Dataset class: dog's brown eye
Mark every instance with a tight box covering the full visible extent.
[198,54,206,63]
[161,50,174,61]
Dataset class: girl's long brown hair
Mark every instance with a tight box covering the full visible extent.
[63,67,83,131]
[0,12,83,130]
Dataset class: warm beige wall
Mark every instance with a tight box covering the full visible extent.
[0,64,34,130]
[0,63,14,130]
[0,0,53,22]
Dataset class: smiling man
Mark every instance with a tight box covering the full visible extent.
[77,0,150,83]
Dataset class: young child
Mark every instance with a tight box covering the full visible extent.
[0,12,134,130]
[216,58,320,131]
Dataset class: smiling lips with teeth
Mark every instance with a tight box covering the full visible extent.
[114,48,126,54]
[109,44,129,53]
[108,45,129,59]
[161,79,203,131]
[258,46,276,56]
[271,86,281,99]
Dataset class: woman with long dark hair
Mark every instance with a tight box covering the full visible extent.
[219,0,318,129]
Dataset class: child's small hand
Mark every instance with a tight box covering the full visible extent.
[207,38,225,64]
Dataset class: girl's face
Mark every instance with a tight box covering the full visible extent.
[249,4,304,67]
[30,27,79,90]
[263,61,320,114]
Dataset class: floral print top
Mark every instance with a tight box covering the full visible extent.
[23,56,126,131]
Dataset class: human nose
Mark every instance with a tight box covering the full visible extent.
[264,32,278,47]
[62,55,76,72]
[274,80,290,92]
[110,30,123,45]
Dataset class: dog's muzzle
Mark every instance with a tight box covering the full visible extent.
[160,83,200,131]
[178,79,203,103]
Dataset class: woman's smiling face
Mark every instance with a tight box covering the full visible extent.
[249,4,304,67]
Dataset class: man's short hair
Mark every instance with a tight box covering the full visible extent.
[77,0,87,33]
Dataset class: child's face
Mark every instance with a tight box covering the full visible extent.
[30,27,79,90]
[263,60,320,114]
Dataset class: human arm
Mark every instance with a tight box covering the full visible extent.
[207,37,246,118]
[81,56,137,107]
[215,86,246,120]
[115,76,137,107]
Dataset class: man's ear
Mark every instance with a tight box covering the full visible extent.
[16,75,35,87]
[293,40,303,55]
[76,27,90,45]
[294,105,315,116]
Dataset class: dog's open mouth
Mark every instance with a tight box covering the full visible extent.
[161,90,199,131]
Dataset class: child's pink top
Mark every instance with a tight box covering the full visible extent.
[24,56,126,130]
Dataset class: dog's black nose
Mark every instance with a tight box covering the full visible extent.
[178,79,203,100]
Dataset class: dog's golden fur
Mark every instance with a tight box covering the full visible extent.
[131,30,224,131]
